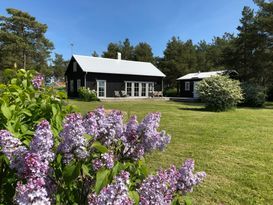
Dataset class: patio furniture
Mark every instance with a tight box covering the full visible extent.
[121,90,127,97]
[114,91,120,97]
[157,91,163,97]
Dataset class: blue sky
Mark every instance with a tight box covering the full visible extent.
[0,0,257,60]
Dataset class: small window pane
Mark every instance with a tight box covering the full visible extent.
[70,80,74,92]
[185,82,190,91]
[141,83,146,96]
[127,82,132,96]
[134,83,139,96]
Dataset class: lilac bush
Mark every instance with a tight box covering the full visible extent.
[0,107,206,205]
[31,74,44,89]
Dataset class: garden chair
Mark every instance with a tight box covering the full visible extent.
[157,91,163,97]
[114,91,120,97]
[121,90,127,97]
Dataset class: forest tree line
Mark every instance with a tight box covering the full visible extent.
[0,1,272,90]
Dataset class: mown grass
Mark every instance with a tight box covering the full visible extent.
[69,99,273,205]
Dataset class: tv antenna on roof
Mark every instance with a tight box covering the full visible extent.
[70,43,74,55]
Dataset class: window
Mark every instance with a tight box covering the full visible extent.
[148,83,154,93]
[126,81,153,97]
[126,82,132,96]
[185,81,190,91]
[134,83,139,97]
[70,80,74,92]
[73,62,77,72]
[97,80,106,98]
[77,79,81,91]
[141,83,146,97]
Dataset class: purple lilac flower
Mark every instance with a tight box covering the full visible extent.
[102,152,114,169]
[0,130,27,175]
[121,115,145,160]
[15,178,51,205]
[92,152,115,171]
[88,171,133,205]
[177,159,206,194]
[23,152,49,179]
[138,161,206,204]
[92,159,104,171]
[32,74,44,89]
[30,120,54,162]
[83,111,99,137]
[83,107,124,147]
[122,113,170,160]
[138,166,179,205]
[138,112,171,152]
[58,113,88,164]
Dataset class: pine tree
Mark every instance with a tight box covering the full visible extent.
[134,42,154,63]
[0,8,54,71]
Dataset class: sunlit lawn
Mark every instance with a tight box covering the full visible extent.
[69,99,273,205]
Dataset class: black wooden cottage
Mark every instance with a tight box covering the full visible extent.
[177,70,238,98]
[65,53,166,98]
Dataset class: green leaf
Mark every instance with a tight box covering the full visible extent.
[184,196,192,205]
[83,133,93,141]
[56,154,62,164]
[92,141,108,153]
[110,162,122,180]
[11,78,17,84]
[1,103,12,120]
[82,164,91,177]
[95,169,110,194]
[129,191,139,204]
[21,109,32,117]
[52,105,58,116]
[22,79,27,89]
[63,162,81,183]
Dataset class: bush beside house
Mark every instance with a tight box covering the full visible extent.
[197,75,243,111]
[78,87,99,101]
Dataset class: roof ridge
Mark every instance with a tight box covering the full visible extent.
[73,54,152,65]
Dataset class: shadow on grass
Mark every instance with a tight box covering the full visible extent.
[178,107,212,112]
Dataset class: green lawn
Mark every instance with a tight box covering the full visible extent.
[69,99,273,205]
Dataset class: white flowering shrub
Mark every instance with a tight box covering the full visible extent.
[197,75,243,111]
[78,87,99,101]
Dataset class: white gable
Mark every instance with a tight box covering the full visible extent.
[177,71,226,80]
[73,55,166,77]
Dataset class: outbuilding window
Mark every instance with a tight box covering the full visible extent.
[70,80,74,92]
[185,81,190,91]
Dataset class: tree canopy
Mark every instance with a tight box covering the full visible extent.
[0,2,272,90]
[0,8,54,71]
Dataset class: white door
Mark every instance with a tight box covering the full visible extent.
[97,80,106,98]
[193,81,199,98]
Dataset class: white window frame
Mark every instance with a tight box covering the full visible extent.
[126,82,132,97]
[134,82,140,97]
[185,81,190,91]
[125,81,154,97]
[96,80,106,98]
[73,62,77,72]
[141,83,147,97]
